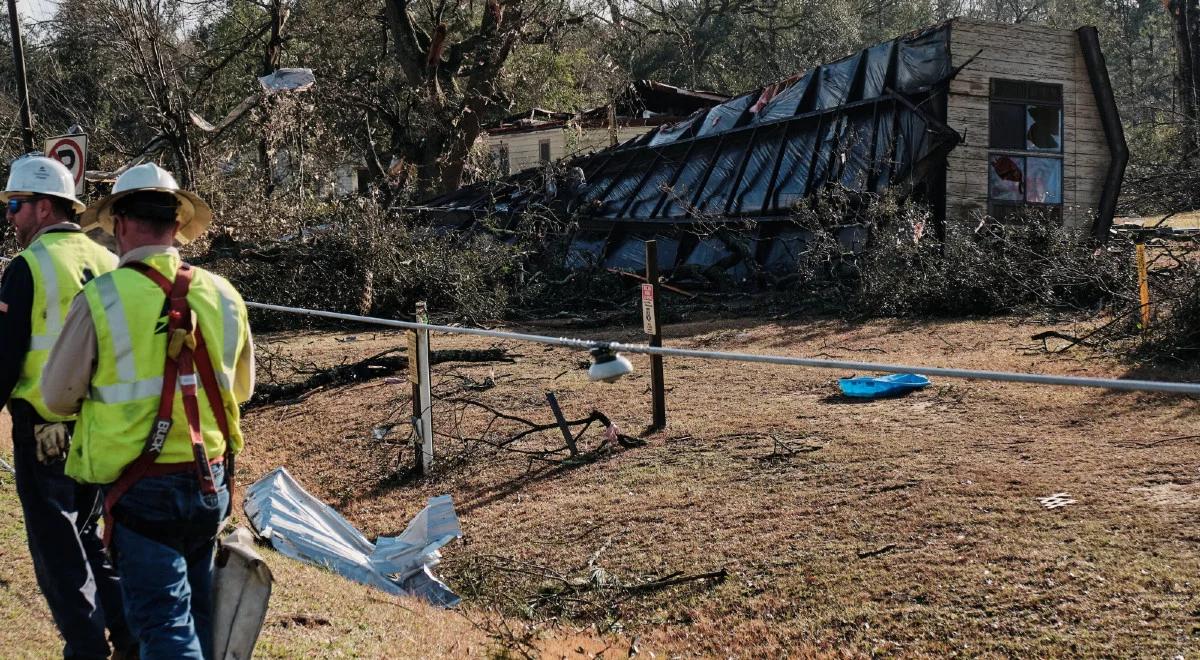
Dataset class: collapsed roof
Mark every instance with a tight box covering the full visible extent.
[487,80,731,135]
[416,24,963,275]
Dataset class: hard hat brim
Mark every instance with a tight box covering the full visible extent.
[0,189,88,215]
[81,187,212,244]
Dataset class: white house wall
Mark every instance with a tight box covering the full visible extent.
[482,125,658,175]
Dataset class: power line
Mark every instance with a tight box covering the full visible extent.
[244,301,1200,396]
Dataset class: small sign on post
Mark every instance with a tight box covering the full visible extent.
[44,133,87,196]
[410,302,434,475]
[641,283,656,335]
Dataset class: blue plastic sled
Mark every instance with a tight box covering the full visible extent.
[838,373,930,399]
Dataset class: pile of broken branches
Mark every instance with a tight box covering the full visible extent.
[248,346,514,408]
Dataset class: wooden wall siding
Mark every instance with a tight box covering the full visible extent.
[946,18,1110,229]
[482,126,654,175]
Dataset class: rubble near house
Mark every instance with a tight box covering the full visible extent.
[413,19,1126,280]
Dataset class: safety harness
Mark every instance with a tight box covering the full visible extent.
[101,262,234,549]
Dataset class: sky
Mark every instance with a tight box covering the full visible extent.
[15,0,58,26]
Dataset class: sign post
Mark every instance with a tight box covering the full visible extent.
[1135,240,1151,330]
[644,241,666,430]
[44,134,87,196]
[409,302,434,474]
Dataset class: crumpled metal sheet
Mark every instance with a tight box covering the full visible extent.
[258,68,316,95]
[243,467,461,607]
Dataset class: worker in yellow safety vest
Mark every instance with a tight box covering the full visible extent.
[42,162,255,660]
[0,155,134,659]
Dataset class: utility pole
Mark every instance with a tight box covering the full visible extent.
[6,0,34,152]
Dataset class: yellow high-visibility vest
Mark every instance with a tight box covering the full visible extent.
[11,231,116,421]
[66,252,248,484]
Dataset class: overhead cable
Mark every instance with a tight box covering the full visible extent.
[244,301,1200,396]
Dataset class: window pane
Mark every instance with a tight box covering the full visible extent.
[989,154,1024,201]
[1025,157,1062,204]
[989,103,1025,149]
[991,79,1026,100]
[1026,106,1062,152]
[1025,82,1062,104]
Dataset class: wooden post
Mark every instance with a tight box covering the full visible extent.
[409,302,434,474]
[7,0,34,152]
[1136,240,1151,330]
[644,241,666,430]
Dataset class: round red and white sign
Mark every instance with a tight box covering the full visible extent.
[45,135,87,194]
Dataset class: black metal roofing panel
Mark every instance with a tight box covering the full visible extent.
[415,21,961,244]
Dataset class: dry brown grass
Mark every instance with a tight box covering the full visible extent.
[236,315,1200,657]
[3,315,1198,657]
[1123,211,1200,229]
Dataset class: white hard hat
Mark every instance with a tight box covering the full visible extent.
[1,155,86,214]
[82,163,213,244]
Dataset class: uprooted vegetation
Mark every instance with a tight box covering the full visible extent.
[768,190,1138,319]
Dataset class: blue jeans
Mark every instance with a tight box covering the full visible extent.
[108,463,228,660]
[11,401,132,660]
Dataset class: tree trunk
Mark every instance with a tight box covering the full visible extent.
[259,0,290,197]
[1168,0,1200,161]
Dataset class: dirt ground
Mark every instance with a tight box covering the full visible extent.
[234,314,1199,657]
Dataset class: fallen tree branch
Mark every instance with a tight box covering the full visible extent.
[857,543,897,559]
[538,567,728,600]
[440,397,645,468]
[618,569,728,596]
[247,347,513,408]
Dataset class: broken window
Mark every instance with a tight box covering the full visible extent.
[987,79,1063,219]
[539,140,552,164]
[988,155,1063,204]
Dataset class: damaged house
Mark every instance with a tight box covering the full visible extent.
[480,80,729,176]
[414,18,1125,277]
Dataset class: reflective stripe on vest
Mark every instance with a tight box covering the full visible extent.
[28,242,61,348]
[89,372,231,404]
[214,279,240,386]
[11,232,117,422]
[95,275,138,383]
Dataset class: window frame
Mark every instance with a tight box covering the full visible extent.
[986,78,1065,221]
[538,139,552,165]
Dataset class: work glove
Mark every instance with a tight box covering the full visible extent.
[34,422,69,464]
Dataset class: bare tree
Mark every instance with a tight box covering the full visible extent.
[368,0,586,197]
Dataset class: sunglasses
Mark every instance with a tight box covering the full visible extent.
[6,197,38,214]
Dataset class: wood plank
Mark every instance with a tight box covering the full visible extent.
[955,66,1074,86]
[952,19,1077,45]
[953,30,1075,54]
[952,39,1076,69]
[954,58,1078,80]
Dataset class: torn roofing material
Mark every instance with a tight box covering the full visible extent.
[244,467,462,607]
[416,23,960,227]
[486,80,731,136]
